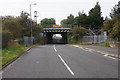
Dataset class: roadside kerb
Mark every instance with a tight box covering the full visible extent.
[0,45,35,71]
[72,45,119,58]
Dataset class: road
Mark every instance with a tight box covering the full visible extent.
[2,44,118,78]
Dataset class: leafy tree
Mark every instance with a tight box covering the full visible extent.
[18,11,43,37]
[18,11,31,36]
[103,19,114,34]
[40,18,56,28]
[60,19,68,27]
[2,11,43,45]
[2,16,23,39]
[75,12,89,28]
[61,14,75,28]
[2,31,11,48]
[110,1,120,18]
[109,20,120,41]
[32,22,43,37]
[88,2,103,29]
[61,2,104,29]
[103,1,120,41]
[70,26,88,41]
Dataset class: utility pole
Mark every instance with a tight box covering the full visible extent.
[29,3,37,44]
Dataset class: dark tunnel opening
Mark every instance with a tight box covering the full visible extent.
[45,32,68,44]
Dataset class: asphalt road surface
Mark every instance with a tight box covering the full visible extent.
[2,44,118,78]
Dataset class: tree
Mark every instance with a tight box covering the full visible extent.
[103,1,120,41]
[109,20,120,41]
[2,16,23,39]
[2,31,11,48]
[110,1,120,18]
[32,22,43,37]
[70,26,88,41]
[60,14,75,28]
[75,12,89,28]
[103,19,114,34]
[2,11,43,43]
[88,2,103,29]
[18,11,31,37]
[18,11,43,37]
[40,18,56,28]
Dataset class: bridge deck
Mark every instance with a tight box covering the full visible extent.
[43,28,71,33]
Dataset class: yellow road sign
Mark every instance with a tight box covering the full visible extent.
[53,25,59,28]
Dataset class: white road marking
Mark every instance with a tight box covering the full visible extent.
[58,54,74,75]
[72,45,117,60]
[53,45,57,52]
[104,54,116,59]
[104,54,108,56]
[72,45,92,52]
[72,45,79,48]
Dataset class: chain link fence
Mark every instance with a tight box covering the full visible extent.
[80,35,108,43]
[24,36,34,45]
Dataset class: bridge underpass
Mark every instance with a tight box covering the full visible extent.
[43,28,71,44]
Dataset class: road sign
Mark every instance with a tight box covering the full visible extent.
[53,25,59,28]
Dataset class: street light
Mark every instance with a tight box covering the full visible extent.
[30,3,37,44]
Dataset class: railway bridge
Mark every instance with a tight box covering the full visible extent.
[43,28,71,44]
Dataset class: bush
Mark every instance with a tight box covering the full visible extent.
[0,33,2,49]
[95,43,110,47]
[2,31,11,48]
[34,36,45,45]
[70,26,88,41]
[16,38,24,44]
[103,15,120,41]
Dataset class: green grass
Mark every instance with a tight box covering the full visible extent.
[1,45,25,66]
[68,41,88,45]
[95,43,110,47]
[68,41,110,47]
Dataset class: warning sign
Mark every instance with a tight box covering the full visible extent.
[53,25,59,28]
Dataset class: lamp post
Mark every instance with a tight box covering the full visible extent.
[34,11,38,23]
[30,3,37,44]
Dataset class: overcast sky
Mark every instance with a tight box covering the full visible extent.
[0,0,119,24]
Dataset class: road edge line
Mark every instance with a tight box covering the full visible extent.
[72,45,118,58]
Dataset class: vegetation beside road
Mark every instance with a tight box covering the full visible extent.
[94,43,110,47]
[103,1,120,41]
[1,1,120,68]
[1,44,25,66]
[2,11,43,49]
[68,41,110,48]
[62,1,120,42]
[68,41,90,45]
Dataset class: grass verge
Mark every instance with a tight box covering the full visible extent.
[68,41,90,45]
[34,42,45,45]
[68,41,110,47]
[95,43,110,47]
[1,44,25,66]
